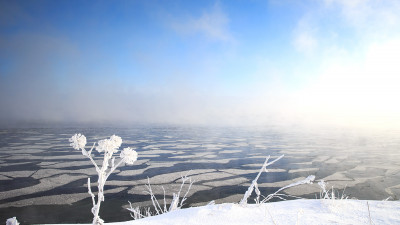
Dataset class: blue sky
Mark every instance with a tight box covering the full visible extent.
[1,0,400,128]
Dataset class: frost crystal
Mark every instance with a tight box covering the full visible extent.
[69,133,87,150]
[6,217,19,225]
[120,147,138,165]
[96,135,122,154]
[110,135,122,147]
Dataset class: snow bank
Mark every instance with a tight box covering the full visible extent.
[56,199,400,225]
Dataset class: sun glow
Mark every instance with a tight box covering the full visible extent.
[292,39,400,128]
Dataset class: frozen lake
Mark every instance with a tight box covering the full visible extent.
[1,126,399,223]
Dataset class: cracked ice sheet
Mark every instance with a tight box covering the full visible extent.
[290,161,313,165]
[349,165,370,172]
[135,139,151,143]
[190,158,237,164]
[145,162,177,169]
[15,144,55,149]
[385,184,400,197]
[0,174,88,202]
[203,154,218,158]
[202,143,233,148]
[6,187,127,207]
[241,163,287,169]
[137,154,161,158]
[122,140,140,144]
[233,142,249,147]
[282,183,322,196]
[141,150,178,154]
[0,174,12,180]
[6,143,29,147]
[21,137,46,141]
[220,168,284,176]
[218,150,242,154]
[6,154,84,161]
[0,148,47,154]
[31,168,97,179]
[320,178,375,192]
[0,170,36,178]
[142,144,173,149]
[191,194,244,207]
[201,144,222,150]
[169,144,200,149]
[247,155,274,159]
[39,160,91,168]
[127,183,210,198]
[325,157,346,164]
[115,168,148,178]
[313,155,331,162]
[138,169,215,185]
[112,169,216,187]
[189,171,238,183]
[2,161,38,166]
[202,177,248,187]
[322,172,354,181]
[288,168,319,173]
[168,152,213,159]
[243,176,316,189]
[385,168,400,177]
[168,155,194,159]
[253,144,268,149]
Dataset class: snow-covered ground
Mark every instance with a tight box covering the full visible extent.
[56,199,400,225]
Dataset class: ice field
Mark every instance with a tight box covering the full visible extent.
[1,126,400,223]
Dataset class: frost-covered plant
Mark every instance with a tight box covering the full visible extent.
[69,134,138,225]
[127,174,193,220]
[240,155,315,204]
[318,180,348,200]
[6,217,19,225]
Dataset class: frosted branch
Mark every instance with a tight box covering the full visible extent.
[260,175,315,203]
[179,175,194,208]
[105,159,124,181]
[145,177,163,215]
[240,155,284,205]
[88,178,96,207]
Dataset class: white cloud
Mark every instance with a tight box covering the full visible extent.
[324,0,400,35]
[293,0,400,55]
[292,16,318,55]
[293,30,318,54]
[171,2,234,43]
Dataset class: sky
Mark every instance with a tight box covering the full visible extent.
[1,0,400,129]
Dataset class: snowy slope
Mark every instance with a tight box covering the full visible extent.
[56,199,400,225]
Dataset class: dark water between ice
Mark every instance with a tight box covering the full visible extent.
[0,126,399,224]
